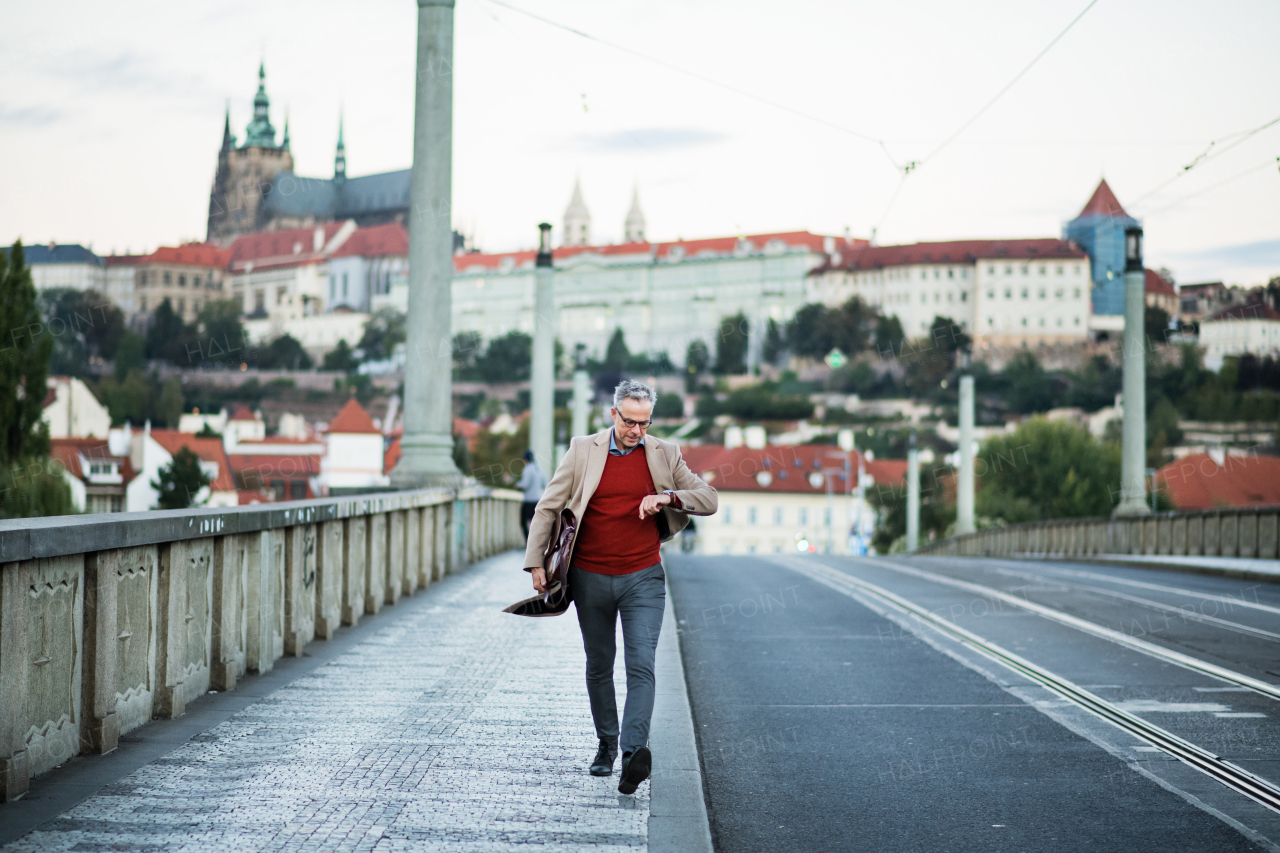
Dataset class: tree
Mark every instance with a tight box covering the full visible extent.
[156,377,185,427]
[193,299,247,365]
[868,473,955,554]
[357,308,406,362]
[479,330,533,383]
[114,331,146,380]
[604,328,630,372]
[152,446,211,509]
[323,339,359,372]
[976,418,1121,524]
[453,331,483,379]
[874,315,905,358]
[145,298,187,362]
[785,303,829,360]
[928,315,970,362]
[653,393,683,418]
[714,312,749,374]
[823,297,874,356]
[0,241,72,517]
[259,334,313,370]
[685,339,711,392]
[763,318,785,366]
[39,287,126,375]
[1145,305,1171,346]
[1002,352,1058,414]
[99,368,153,425]
[720,383,814,420]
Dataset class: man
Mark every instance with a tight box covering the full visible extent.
[515,450,546,540]
[524,379,717,794]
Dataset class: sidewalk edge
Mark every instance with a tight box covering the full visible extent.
[648,577,714,853]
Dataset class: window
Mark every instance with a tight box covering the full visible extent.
[748,507,758,525]
[1055,289,1064,299]
[773,507,783,526]
[921,293,927,304]
[342,272,348,298]
[178,274,186,287]
[193,300,200,314]
[193,275,201,287]
[1056,266,1063,275]
[799,508,809,526]
[1074,265,1081,274]
[140,297,147,312]
[163,271,171,284]
[277,286,287,305]
[1038,288,1046,299]
[1004,266,1012,275]
[1021,288,1029,299]
[330,277,336,300]
[824,508,832,526]
[270,479,285,501]
[289,480,307,500]
[1020,266,1028,275]
[1021,318,1028,326]
[1004,288,1012,298]
[1074,288,1081,298]
[139,271,147,286]
[723,507,732,524]
[1039,266,1046,276]
[987,266,995,275]
[177,298,185,314]
[962,269,969,279]
[254,290,265,313]
[987,290,995,299]
[947,269,954,279]
[960,291,968,302]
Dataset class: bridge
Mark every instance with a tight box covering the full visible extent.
[2,492,1280,851]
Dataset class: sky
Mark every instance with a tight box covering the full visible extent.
[2,0,1277,286]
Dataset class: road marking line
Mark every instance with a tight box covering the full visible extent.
[860,557,1280,702]
[767,554,1280,816]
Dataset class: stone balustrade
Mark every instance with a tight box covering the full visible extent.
[0,486,524,802]
[916,505,1280,562]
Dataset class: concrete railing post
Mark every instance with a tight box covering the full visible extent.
[907,433,920,552]
[957,375,975,535]
[316,519,345,640]
[1115,226,1151,517]
[82,551,119,755]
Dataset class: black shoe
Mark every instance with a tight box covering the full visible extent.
[590,738,618,776]
[618,747,651,794]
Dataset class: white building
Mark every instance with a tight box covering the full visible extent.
[1200,302,1280,370]
[4,242,105,292]
[42,375,112,439]
[227,220,356,322]
[328,222,409,312]
[809,239,1092,349]
[50,436,142,514]
[679,443,905,556]
[318,399,389,494]
[124,423,239,510]
[104,254,144,320]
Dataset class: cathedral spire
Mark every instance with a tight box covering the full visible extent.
[563,176,591,247]
[281,113,290,149]
[220,100,234,152]
[624,183,646,243]
[334,109,346,186]
[242,60,278,148]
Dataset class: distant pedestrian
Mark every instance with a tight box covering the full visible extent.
[516,450,546,540]
[522,379,717,794]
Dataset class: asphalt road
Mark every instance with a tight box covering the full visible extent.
[666,553,1280,853]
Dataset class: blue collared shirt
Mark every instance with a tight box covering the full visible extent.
[608,429,645,456]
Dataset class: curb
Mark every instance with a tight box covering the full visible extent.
[1020,553,1280,585]
[648,577,715,853]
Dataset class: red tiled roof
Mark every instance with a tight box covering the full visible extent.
[452,231,859,273]
[228,221,350,270]
[330,223,408,258]
[864,458,908,485]
[327,399,379,434]
[1145,268,1176,297]
[1077,179,1130,219]
[139,244,232,268]
[49,438,135,483]
[227,454,322,477]
[228,405,258,421]
[1155,453,1280,510]
[104,254,145,267]
[147,429,236,491]
[827,238,1085,273]
[384,435,401,475]
[1205,303,1280,323]
[678,444,863,494]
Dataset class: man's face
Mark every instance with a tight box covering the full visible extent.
[611,398,653,449]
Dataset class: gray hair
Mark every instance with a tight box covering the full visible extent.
[613,379,657,409]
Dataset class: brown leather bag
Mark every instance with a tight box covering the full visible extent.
[502,508,577,618]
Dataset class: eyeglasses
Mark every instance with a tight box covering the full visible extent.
[616,415,652,429]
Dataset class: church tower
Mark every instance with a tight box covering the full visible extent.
[334,112,347,189]
[623,185,646,244]
[206,62,294,245]
[563,178,591,247]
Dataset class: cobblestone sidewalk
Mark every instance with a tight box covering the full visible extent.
[4,553,650,852]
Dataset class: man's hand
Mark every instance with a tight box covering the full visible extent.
[638,492,673,519]
[530,567,547,593]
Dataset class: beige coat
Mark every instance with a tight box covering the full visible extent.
[522,429,718,571]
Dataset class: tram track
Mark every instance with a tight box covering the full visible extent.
[771,555,1280,816]
[862,557,1280,702]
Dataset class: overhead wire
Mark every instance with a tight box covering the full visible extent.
[919,0,1100,166]
[1142,157,1278,216]
[481,0,903,173]
[1128,112,1280,208]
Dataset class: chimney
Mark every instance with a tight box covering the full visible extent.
[313,226,325,252]
[725,425,744,449]
[744,425,767,449]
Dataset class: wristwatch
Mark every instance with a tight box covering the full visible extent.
[661,490,683,510]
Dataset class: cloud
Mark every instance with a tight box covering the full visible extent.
[0,104,63,126]
[41,50,217,104]
[567,127,730,153]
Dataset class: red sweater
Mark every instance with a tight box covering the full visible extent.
[573,449,662,575]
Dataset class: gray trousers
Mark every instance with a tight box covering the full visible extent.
[570,563,666,756]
